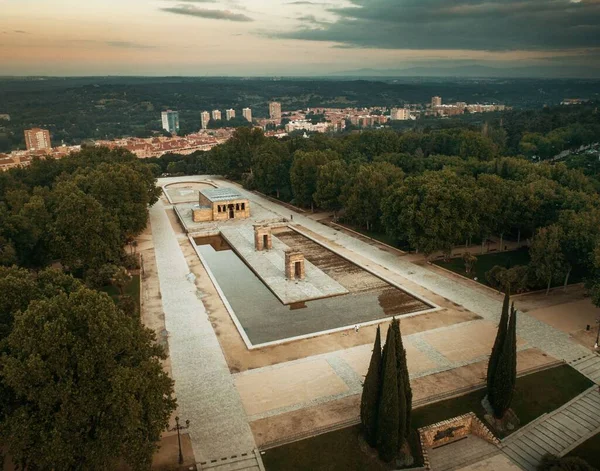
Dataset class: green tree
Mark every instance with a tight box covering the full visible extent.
[487,292,510,398]
[537,453,596,471]
[490,303,517,419]
[376,326,399,462]
[463,252,477,275]
[360,326,381,447]
[252,140,292,198]
[314,160,350,217]
[343,162,403,231]
[530,225,567,295]
[382,170,479,257]
[50,182,122,272]
[391,318,411,442]
[290,150,339,209]
[0,288,176,470]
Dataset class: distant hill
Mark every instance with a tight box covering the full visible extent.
[332,65,600,79]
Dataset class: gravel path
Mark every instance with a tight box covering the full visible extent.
[150,200,256,462]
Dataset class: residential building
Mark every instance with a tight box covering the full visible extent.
[269,101,282,121]
[226,109,235,120]
[243,107,252,122]
[161,110,180,134]
[390,108,410,120]
[212,109,222,121]
[201,111,210,130]
[431,96,442,107]
[24,128,51,151]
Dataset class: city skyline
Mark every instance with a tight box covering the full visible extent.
[2,0,600,77]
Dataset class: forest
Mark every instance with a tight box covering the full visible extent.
[0,147,175,470]
[145,102,600,299]
[1,76,599,151]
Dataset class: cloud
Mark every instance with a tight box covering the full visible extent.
[160,4,253,21]
[106,41,157,49]
[277,0,600,54]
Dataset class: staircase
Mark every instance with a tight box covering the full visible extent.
[570,354,600,384]
[427,435,500,471]
[198,449,264,471]
[501,386,600,470]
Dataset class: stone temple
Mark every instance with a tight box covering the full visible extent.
[192,187,250,222]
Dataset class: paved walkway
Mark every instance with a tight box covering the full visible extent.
[150,200,257,464]
[501,386,600,470]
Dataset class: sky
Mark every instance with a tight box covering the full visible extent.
[1,0,600,76]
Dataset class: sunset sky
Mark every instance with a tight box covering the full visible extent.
[1,0,600,76]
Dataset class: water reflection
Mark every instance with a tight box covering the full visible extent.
[194,235,427,345]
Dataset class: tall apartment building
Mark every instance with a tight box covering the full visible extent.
[431,96,442,107]
[212,109,222,121]
[226,109,236,120]
[161,110,180,134]
[201,111,210,130]
[242,107,252,122]
[269,101,282,121]
[24,128,51,151]
[390,108,410,120]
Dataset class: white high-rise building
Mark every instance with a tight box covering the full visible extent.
[161,110,180,134]
[390,108,410,120]
[269,101,281,121]
[226,109,235,120]
[431,96,442,107]
[212,109,222,121]
[201,111,210,130]
[242,107,252,122]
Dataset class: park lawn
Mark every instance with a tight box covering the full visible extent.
[261,365,593,471]
[101,274,141,311]
[567,432,600,466]
[434,248,587,290]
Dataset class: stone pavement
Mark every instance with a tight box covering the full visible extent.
[150,200,258,465]
[501,386,600,470]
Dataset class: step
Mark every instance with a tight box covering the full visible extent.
[199,450,264,471]
[428,435,499,471]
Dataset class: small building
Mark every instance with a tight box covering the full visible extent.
[192,187,250,222]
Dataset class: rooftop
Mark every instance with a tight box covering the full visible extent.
[200,187,245,202]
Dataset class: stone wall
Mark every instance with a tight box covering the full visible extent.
[254,225,272,251]
[192,207,213,222]
[418,412,499,470]
[285,250,305,280]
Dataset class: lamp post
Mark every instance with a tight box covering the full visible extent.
[595,317,600,349]
[169,416,190,465]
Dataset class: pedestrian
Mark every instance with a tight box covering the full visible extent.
[290,214,293,221]
[354,324,359,333]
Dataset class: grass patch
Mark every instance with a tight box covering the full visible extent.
[567,432,600,466]
[101,274,140,311]
[261,365,593,471]
[434,248,587,290]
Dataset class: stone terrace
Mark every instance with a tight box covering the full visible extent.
[220,225,348,304]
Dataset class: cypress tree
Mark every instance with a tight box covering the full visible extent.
[392,318,412,438]
[490,304,517,418]
[376,325,399,462]
[487,291,510,404]
[361,326,382,447]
